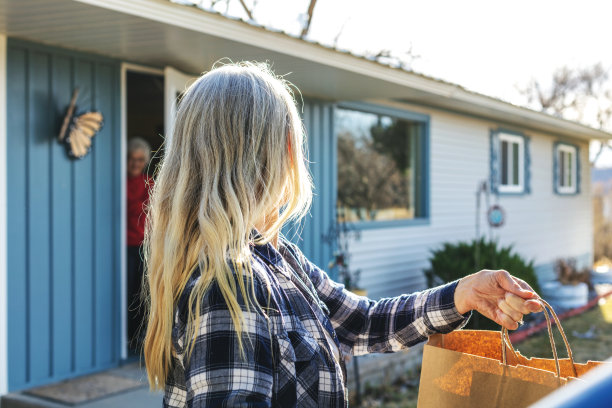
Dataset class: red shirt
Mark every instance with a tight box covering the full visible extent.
[127,173,153,246]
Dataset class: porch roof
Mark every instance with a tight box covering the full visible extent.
[1,0,610,141]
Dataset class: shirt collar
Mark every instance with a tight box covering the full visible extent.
[251,229,284,267]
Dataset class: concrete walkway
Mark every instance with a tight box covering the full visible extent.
[0,363,163,408]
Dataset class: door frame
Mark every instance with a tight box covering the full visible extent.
[119,62,164,360]
[163,66,196,139]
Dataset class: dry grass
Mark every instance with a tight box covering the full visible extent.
[514,300,612,363]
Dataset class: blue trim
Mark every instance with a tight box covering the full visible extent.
[525,135,532,194]
[334,101,431,229]
[553,141,581,196]
[489,130,499,194]
[489,128,531,196]
[348,218,431,230]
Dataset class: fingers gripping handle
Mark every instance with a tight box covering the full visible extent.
[501,299,577,378]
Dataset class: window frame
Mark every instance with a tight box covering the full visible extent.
[490,128,530,196]
[334,102,430,229]
[554,142,580,195]
[498,133,525,193]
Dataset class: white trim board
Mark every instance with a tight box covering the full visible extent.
[0,33,9,395]
[120,63,129,360]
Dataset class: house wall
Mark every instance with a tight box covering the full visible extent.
[6,39,121,391]
[348,100,592,299]
[288,100,337,276]
[0,33,7,396]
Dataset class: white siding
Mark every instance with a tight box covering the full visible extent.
[348,101,592,300]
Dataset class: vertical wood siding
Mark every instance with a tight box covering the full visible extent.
[6,40,120,391]
[288,100,336,276]
[347,102,593,299]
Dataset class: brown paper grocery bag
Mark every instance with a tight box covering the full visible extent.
[417,300,607,408]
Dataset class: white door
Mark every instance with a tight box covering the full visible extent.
[164,67,197,139]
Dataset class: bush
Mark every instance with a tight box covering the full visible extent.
[425,238,540,330]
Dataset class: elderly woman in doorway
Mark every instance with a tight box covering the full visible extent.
[126,137,153,354]
[143,63,543,407]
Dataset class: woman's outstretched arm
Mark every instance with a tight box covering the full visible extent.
[286,242,539,357]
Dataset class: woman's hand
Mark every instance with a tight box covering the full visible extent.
[454,269,543,330]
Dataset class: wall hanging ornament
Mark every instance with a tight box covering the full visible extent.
[487,204,505,228]
[58,88,104,159]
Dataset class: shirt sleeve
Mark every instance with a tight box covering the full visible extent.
[291,246,471,356]
[164,283,274,407]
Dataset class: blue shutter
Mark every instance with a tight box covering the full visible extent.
[576,145,581,194]
[553,142,560,194]
[524,136,531,194]
[489,130,499,194]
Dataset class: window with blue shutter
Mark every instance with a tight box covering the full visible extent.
[554,142,580,195]
[490,129,530,195]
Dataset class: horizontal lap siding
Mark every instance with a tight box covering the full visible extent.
[347,103,592,299]
[6,40,120,391]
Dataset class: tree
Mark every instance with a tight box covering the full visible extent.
[518,63,612,165]
[175,0,319,39]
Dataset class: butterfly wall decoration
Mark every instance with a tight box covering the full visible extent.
[58,88,104,159]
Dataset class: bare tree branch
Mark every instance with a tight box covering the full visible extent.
[300,0,318,38]
[520,63,611,127]
[333,17,350,48]
[591,141,609,165]
[237,0,254,20]
[364,46,420,71]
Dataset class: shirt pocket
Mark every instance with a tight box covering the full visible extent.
[274,329,320,407]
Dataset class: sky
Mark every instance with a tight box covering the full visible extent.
[181,0,612,166]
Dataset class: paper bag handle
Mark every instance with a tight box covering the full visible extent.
[501,299,577,378]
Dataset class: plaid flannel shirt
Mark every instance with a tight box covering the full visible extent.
[163,238,470,407]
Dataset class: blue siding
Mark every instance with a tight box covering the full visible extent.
[6,46,28,391]
[6,40,121,391]
[50,53,74,378]
[287,100,337,277]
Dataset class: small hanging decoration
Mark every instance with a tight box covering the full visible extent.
[58,88,104,159]
[487,204,505,228]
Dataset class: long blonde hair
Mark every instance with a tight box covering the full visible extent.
[143,62,312,389]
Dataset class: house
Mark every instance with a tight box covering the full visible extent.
[0,0,610,395]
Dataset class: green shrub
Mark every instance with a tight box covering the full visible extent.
[425,238,540,330]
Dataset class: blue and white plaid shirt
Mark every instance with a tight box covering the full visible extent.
[163,237,470,407]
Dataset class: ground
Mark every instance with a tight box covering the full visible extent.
[354,291,612,407]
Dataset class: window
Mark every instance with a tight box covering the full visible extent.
[554,143,579,194]
[335,107,427,223]
[491,130,529,194]
[498,133,524,193]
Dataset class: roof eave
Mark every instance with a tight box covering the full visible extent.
[20,0,611,140]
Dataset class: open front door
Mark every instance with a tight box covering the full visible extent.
[164,67,197,138]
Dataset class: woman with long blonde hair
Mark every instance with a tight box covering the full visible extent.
[143,62,543,407]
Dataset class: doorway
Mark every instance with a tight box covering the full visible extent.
[124,67,164,357]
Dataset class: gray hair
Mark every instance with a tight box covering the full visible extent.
[128,137,151,162]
